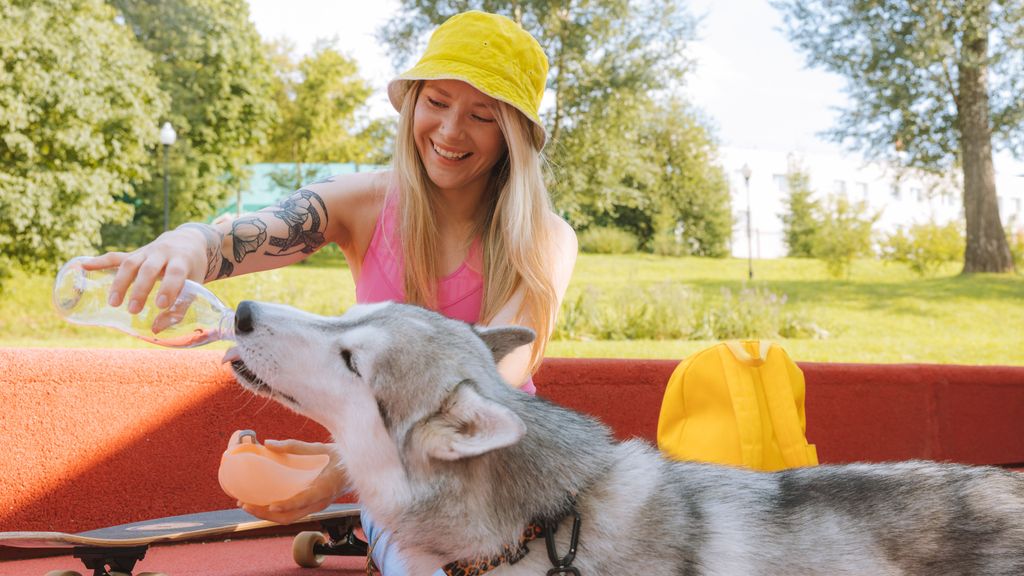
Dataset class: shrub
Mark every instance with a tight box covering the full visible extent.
[578,226,638,254]
[1007,227,1024,270]
[779,168,821,258]
[881,221,964,276]
[553,283,826,341]
[812,195,879,279]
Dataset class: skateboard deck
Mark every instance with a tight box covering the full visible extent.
[0,503,365,575]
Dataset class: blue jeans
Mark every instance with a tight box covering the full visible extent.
[361,508,446,576]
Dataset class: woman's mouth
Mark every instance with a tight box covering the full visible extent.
[432,141,471,161]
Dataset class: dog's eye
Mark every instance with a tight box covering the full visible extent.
[341,349,361,377]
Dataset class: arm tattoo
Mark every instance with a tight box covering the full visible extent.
[307,175,337,185]
[223,188,330,266]
[264,188,329,257]
[177,223,234,281]
[230,217,268,263]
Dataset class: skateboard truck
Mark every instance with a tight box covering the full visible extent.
[292,514,368,568]
[72,545,148,576]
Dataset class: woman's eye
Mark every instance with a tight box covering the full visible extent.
[427,97,447,109]
[472,114,496,123]
[341,349,361,376]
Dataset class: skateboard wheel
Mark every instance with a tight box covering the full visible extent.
[293,530,328,568]
[44,571,82,576]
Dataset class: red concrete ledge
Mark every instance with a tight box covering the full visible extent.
[1,348,1023,538]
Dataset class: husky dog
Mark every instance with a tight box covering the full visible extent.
[228,301,1024,576]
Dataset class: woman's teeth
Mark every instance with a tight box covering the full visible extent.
[433,143,470,160]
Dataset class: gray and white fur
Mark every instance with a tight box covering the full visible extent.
[229,300,1024,576]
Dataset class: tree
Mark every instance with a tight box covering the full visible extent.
[107,0,277,242]
[645,98,732,256]
[261,38,393,190]
[380,1,704,232]
[0,0,165,273]
[772,0,1021,273]
[812,195,880,279]
[779,165,820,257]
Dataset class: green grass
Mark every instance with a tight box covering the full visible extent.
[2,252,1021,365]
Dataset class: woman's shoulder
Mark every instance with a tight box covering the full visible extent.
[544,210,578,248]
[309,170,393,247]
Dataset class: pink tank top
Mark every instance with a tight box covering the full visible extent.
[355,192,536,394]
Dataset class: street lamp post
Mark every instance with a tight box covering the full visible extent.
[159,122,177,232]
[742,163,753,280]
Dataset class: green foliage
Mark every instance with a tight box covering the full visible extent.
[881,221,965,277]
[772,0,1022,273]
[578,226,638,254]
[643,99,732,257]
[0,0,165,273]
[106,0,277,241]
[4,254,1022,365]
[262,38,390,166]
[811,195,879,279]
[1006,227,1024,269]
[772,0,1024,170]
[552,282,824,341]
[779,167,820,257]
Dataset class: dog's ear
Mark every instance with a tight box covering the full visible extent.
[475,325,536,364]
[420,381,526,461]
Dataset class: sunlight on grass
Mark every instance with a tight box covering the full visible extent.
[2,254,1020,365]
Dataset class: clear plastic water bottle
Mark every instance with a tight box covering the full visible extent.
[53,256,235,348]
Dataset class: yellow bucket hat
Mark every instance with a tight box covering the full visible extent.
[387,11,549,149]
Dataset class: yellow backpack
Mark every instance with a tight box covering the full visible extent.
[657,340,818,471]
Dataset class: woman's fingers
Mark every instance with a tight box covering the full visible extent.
[156,257,193,310]
[78,252,126,271]
[126,256,167,314]
[108,253,146,308]
[241,496,333,525]
[263,439,330,456]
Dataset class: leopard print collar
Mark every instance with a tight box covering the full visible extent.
[441,522,546,576]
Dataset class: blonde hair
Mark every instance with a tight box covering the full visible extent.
[392,81,557,374]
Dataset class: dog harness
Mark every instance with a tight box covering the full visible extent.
[365,506,582,576]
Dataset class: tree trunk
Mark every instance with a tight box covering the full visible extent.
[958,2,1014,273]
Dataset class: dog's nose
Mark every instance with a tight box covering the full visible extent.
[235,301,254,334]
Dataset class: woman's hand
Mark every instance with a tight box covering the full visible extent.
[238,439,350,525]
[79,225,213,314]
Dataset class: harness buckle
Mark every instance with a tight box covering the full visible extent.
[544,501,582,576]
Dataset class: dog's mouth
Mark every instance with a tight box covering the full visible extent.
[228,355,299,407]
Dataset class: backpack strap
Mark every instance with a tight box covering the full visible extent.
[718,342,767,468]
[757,343,819,468]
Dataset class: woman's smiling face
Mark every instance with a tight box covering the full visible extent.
[413,79,508,196]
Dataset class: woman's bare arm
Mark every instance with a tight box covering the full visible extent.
[84,171,387,313]
[485,213,578,387]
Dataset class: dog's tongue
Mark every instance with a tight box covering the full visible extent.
[221,347,241,364]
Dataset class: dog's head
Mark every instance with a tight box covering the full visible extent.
[226,300,536,463]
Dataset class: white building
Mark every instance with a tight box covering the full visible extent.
[720,146,1024,259]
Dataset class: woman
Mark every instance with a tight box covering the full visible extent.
[86,10,576,574]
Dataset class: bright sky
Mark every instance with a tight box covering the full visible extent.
[246,0,1022,171]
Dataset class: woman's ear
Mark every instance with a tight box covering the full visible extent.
[474,325,535,364]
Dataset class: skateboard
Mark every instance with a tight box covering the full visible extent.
[0,503,366,576]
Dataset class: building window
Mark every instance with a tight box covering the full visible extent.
[912,187,923,202]
[855,182,869,201]
[1015,198,1022,215]
[891,183,901,200]
[833,180,847,197]
[773,174,789,194]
